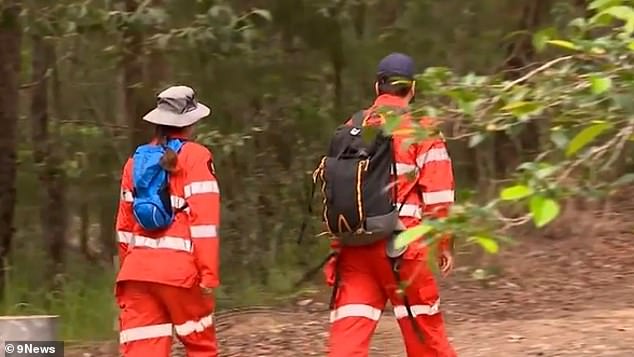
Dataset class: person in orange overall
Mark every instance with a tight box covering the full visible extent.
[325,53,458,357]
[115,85,220,357]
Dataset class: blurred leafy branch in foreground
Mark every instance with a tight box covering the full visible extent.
[393,0,634,254]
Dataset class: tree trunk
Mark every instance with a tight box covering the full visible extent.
[79,199,92,261]
[352,0,367,39]
[123,0,151,150]
[376,1,404,28]
[49,49,69,268]
[31,35,67,283]
[493,0,553,178]
[331,45,344,118]
[146,50,170,94]
[145,0,171,95]
[502,0,552,78]
[329,5,345,118]
[0,2,22,297]
[98,200,117,261]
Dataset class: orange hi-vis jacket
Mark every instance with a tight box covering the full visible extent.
[342,94,455,257]
[115,139,220,289]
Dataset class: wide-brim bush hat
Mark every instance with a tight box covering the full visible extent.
[143,85,211,127]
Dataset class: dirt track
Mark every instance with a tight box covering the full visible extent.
[68,209,634,356]
[209,306,634,357]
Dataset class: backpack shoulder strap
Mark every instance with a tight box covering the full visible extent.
[166,138,187,153]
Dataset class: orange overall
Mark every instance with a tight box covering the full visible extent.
[326,94,457,357]
[115,139,220,357]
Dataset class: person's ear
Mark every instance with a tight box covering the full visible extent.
[374,81,379,96]
[408,80,417,103]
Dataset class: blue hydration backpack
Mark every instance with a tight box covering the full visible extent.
[131,138,186,231]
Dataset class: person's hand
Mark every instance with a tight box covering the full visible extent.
[438,249,454,278]
[199,284,214,297]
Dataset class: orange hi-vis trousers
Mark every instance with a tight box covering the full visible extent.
[326,240,457,357]
[117,281,217,357]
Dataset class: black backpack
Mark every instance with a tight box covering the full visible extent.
[310,109,403,246]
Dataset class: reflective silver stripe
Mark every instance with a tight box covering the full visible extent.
[398,203,422,219]
[422,190,455,205]
[416,147,450,168]
[184,181,219,198]
[119,323,173,344]
[393,299,440,319]
[395,163,417,175]
[190,225,217,238]
[117,231,133,244]
[170,195,187,209]
[117,231,192,252]
[134,236,193,252]
[329,304,382,323]
[174,313,214,336]
[121,190,134,202]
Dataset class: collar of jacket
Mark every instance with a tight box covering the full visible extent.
[372,94,409,108]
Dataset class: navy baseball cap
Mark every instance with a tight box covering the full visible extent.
[376,53,416,80]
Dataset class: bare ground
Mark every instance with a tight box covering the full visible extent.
[68,207,634,356]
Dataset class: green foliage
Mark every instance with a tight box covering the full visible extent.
[467,236,499,254]
[546,39,580,50]
[7,0,634,342]
[565,122,613,157]
[394,224,433,250]
[396,1,634,253]
[588,74,612,94]
[529,195,561,227]
[1,244,116,340]
[500,185,534,201]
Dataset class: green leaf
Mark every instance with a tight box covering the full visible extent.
[593,6,634,33]
[529,196,561,228]
[517,162,538,171]
[468,133,486,148]
[565,122,613,157]
[446,88,478,108]
[500,185,534,201]
[500,101,531,111]
[394,224,433,250]
[532,27,556,52]
[535,165,558,180]
[501,101,543,117]
[458,99,477,116]
[471,268,488,280]
[208,5,234,18]
[250,9,272,21]
[550,130,568,149]
[589,75,612,94]
[597,6,634,22]
[588,0,623,10]
[611,173,634,187]
[612,94,634,114]
[467,236,499,254]
[546,40,580,50]
[361,126,379,144]
[382,112,401,134]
